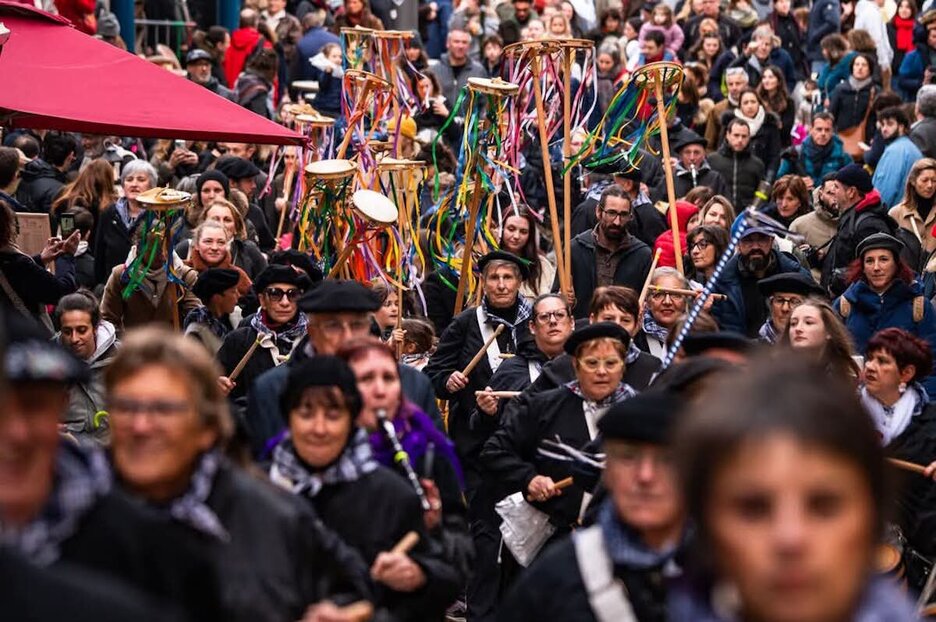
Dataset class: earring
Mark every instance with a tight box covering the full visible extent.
[899,382,907,394]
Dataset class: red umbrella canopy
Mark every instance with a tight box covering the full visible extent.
[0,2,303,145]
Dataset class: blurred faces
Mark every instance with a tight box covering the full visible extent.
[788,304,828,350]
[864,348,914,406]
[768,293,804,331]
[212,286,240,316]
[740,92,760,118]
[726,122,751,152]
[483,40,502,64]
[231,176,257,199]
[59,310,97,360]
[705,434,875,622]
[573,340,625,402]
[0,382,68,525]
[447,30,471,63]
[525,19,546,39]
[348,350,401,431]
[501,215,530,254]
[680,144,706,169]
[878,117,903,140]
[775,0,791,15]
[604,440,683,547]
[307,312,372,355]
[417,76,433,101]
[187,60,212,84]
[289,390,353,468]
[726,72,749,101]
[648,274,687,328]
[810,118,833,147]
[483,264,521,308]
[110,365,217,503]
[642,38,663,59]
[851,55,871,80]
[590,304,638,336]
[862,249,897,293]
[199,179,226,207]
[194,227,228,266]
[205,204,238,238]
[702,36,720,58]
[374,290,400,330]
[259,282,300,326]
[761,68,780,92]
[777,191,802,218]
[912,167,936,200]
[703,203,730,229]
[928,26,936,48]
[690,236,717,273]
[701,0,719,17]
[596,195,632,242]
[513,0,532,21]
[122,171,153,202]
[346,0,363,14]
[530,297,574,356]
[597,52,616,74]
[220,143,255,159]
[739,232,773,272]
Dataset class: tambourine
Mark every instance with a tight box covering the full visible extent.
[503,38,561,59]
[135,187,191,210]
[630,61,684,90]
[378,157,427,172]
[305,158,357,181]
[467,77,520,96]
[296,113,335,127]
[351,189,398,225]
[340,25,376,36]
[553,38,595,50]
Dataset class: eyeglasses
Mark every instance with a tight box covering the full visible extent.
[318,318,371,335]
[108,398,191,419]
[770,295,804,309]
[264,288,301,302]
[600,208,632,222]
[607,444,674,467]
[534,310,570,323]
[577,356,623,372]
[690,240,711,251]
[648,291,680,302]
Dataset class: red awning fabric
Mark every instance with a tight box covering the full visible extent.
[0,2,302,145]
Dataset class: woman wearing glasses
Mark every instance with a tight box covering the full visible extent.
[685,224,729,287]
[217,265,311,401]
[635,267,693,359]
[481,322,637,563]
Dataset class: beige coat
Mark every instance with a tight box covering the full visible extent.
[100,263,201,333]
[889,202,936,254]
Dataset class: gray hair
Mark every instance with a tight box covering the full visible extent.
[651,266,690,288]
[120,160,157,187]
[725,67,749,82]
[918,85,936,118]
[482,259,521,278]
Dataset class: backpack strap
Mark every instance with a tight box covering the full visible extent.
[573,525,639,622]
[914,296,925,324]
[839,297,851,319]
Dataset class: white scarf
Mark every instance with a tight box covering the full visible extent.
[859,385,921,446]
[734,104,766,137]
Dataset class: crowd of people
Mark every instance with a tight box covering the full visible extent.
[6,0,936,618]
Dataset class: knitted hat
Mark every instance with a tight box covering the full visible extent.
[834,163,873,194]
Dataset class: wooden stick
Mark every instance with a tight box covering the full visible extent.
[229,337,262,381]
[638,247,663,307]
[274,162,296,251]
[530,54,569,300]
[336,81,374,160]
[453,170,486,316]
[654,73,683,274]
[461,324,505,377]
[561,48,573,302]
[647,285,727,300]
[526,476,574,502]
[391,531,420,555]
[474,390,522,398]
[327,241,358,278]
[888,457,928,476]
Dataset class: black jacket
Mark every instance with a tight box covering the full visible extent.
[821,191,895,296]
[568,230,653,318]
[672,161,729,200]
[707,144,766,211]
[218,324,299,401]
[0,251,77,318]
[17,158,65,213]
[206,462,373,621]
[93,201,137,286]
[887,403,936,558]
[829,80,876,140]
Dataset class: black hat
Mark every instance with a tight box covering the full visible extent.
[681,331,753,358]
[281,356,362,420]
[253,265,312,295]
[757,272,825,298]
[214,156,261,180]
[297,279,382,313]
[673,131,706,152]
[856,232,904,259]
[653,357,737,396]
[598,390,683,444]
[185,48,213,65]
[5,312,88,384]
[192,268,241,303]
[834,163,873,194]
[196,169,230,198]
[563,321,631,355]
[477,250,530,279]
[270,249,324,283]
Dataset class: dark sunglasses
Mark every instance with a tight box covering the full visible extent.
[264,287,301,302]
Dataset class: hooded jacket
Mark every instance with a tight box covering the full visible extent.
[568,229,653,318]
[822,189,896,296]
[653,201,700,269]
[223,28,271,90]
[58,321,118,443]
[707,143,766,210]
[672,159,728,199]
[17,158,65,214]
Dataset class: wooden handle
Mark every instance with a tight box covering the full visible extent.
[229,337,262,381]
[527,476,574,502]
[274,163,297,251]
[461,324,505,377]
[638,248,663,306]
[342,601,374,622]
[391,531,420,555]
[888,457,928,475]
[474,390,521,398]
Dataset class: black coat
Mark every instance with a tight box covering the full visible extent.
[571,194,668,248]
[0,251,77,317]
[304,466,462,621]
[93,202,137,286]
[707,144,766,211]
[422,270,460,335]
[206,462,373,621]
[830,81,876,139]
[60,488,223,621]
[498,533,669,622]
[568,230,653,318]
[672,162,729,200]
[821,192,895,296]
[17,158,65,214]
[218,324,297,401]
[887,403,936,558]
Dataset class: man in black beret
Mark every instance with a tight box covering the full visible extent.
[672,130,728,199]
[213,156,276,251]
[756,272,826,343]
[245,279,442,458]
[184,268,242,352]
[217,265,312,401]
[500,390,689,621]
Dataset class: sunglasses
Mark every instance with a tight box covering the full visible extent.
[264,287,301,302]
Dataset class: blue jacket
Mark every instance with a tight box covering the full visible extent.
[897,47,930,101]
[296,27,340,81]
[776,135,853,187]
[818,51,857,100]
[309,66,341,116]
[712,250,812,335]
[807,0,841,61]
[834,279,936,394]
[873,136,923,208]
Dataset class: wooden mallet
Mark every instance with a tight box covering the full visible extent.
[461,325,505,377]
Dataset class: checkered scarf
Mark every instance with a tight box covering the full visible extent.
[269,428,378,498]
[758,320,779,344]
[642,307,670,343]
[165,450,229,542]
[565,380,637,407]
[481,295,533,342]
[0,443,111,566]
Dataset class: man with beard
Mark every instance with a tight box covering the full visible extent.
[712,226,813,337]
[425,250,532,622]
[873,107,923,208]
[186,49,235,101]
[568,186,653,319]
[790,173,840,281]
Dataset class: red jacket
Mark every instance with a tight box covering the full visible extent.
[653,200,699,268]
[223,28,272,90]
[55,0,96,35]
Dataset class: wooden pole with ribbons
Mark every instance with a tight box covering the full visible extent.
[654,73,682,274]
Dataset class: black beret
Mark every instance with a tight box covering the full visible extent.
[214,156,261,180]
[477,250,530,279]
[856,232,904,260]
[196,169,230,198]
[253,265,312,295]
[297,279,381,313]
[653,356,737,396]
[834,163,873,194]
[269,249,324,283]
[598,390,684,444]
[281,356,362,421]
[564,321,631,355]
[192,268,241,303]
[681,331,753,357]
[757,272,824,298]
[673,131,706,152]
[5,312,88,384]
